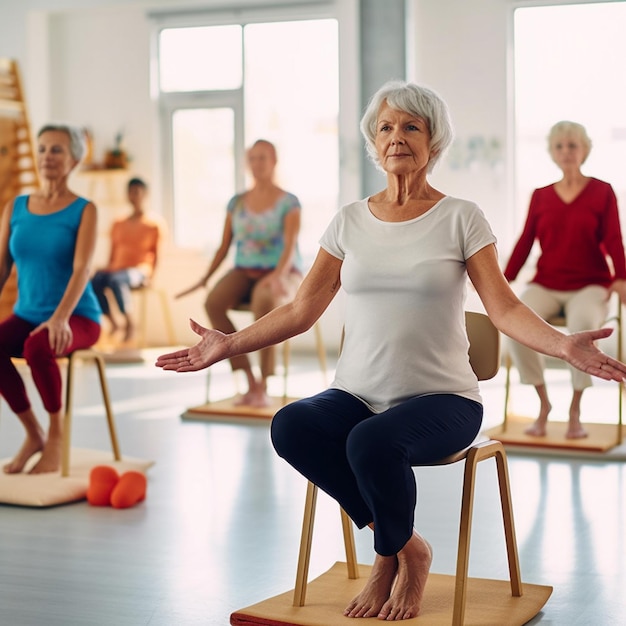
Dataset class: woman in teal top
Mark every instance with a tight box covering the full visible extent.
[0,124,101,474]
[176,139,303,408]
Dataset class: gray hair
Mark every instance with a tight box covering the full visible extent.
[37,124,86,161]
[360,80,454,173]
[547,121,592,163]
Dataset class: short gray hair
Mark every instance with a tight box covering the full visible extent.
[37,124,86,161]
[547,121,592,163]
[360,80,454,173]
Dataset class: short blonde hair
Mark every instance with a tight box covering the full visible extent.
[548,121,592,163]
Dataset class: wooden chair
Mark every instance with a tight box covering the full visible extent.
[205,303,328,403]
[502,299,623,445]
[7,349,121,477]
[132,284,177,348]
[293,312,529,625]
[61,349,121,476]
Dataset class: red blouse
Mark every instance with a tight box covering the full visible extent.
[504,178,626,290]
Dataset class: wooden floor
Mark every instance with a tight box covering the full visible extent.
[0,353,625,625]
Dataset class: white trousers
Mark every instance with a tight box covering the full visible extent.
[507,284,609,391]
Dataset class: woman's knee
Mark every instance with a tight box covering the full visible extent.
[270,403,304,458]
[22,331,54,363]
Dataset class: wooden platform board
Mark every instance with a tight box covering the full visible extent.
[485,414,626,458]
[230,561,552,626]
[182,395,300,422]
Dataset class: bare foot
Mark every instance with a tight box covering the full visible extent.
[29,435,62,474]
[234,390,272,408]
[344,553,398,618]
[524,398,552,437]
[524,421,547,437]
[3,432,45,474]
[566,425,588,439]
[377,532,432,621]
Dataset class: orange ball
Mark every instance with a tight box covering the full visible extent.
[87,465,120,506]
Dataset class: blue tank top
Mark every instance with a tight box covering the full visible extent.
[9,195,101,324]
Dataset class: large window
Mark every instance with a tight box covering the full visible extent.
[154,10,347,264]
[514,2,626,236]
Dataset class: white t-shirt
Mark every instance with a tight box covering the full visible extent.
[319,196,497,412]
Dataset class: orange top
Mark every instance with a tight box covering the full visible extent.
[106,214,165,278]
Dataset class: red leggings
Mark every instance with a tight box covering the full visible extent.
[0,314,101,414]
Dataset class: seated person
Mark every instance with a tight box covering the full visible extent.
[92,178,165,343]
[175,140,303,408]
[0,123,101,474]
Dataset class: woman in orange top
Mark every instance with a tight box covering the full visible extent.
[91,178,164,342]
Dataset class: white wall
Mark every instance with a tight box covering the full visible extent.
[0,0,581,348]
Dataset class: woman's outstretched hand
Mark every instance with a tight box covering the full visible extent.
[155,319,227,372]
[563,327,626,382]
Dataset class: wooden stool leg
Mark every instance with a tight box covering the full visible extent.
[61,354,76,477]
[282,339,290,402]
[138,289,148,348]
[340,508,359,579]
[91,353,121,462]
[157,288,177,345]
[294,481,318,606]
[314,322,328,386]
[494,444,522,596]
[62,351,121,477]
[452,442,523,626]
[503,353,512,432]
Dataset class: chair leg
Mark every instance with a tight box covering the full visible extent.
[293,481,318,607]
[452,441,522,626]
[617,305,623,445]
[503,353,512,433]
[156,288,177,346]
[313,322,328,387]
[61,351,121,478]
[493,443,523,596]
[340,508,359,579]
[89,352,121,463]
[137,289,148,348]
[61,354,76,478]
[282,339,290,402]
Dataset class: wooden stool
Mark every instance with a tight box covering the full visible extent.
[133,285,177,348]
[61,349,121,477]
[503,300,623,445]
[205,304,328,404]
[6,349,121,477]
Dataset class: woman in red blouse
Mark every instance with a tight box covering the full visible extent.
[504,121,626,439]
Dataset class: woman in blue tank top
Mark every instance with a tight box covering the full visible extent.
[0,123,101,475]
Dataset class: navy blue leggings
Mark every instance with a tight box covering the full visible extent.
[271,389,482,556]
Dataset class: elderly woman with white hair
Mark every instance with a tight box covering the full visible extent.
[504,121,626,440]
[0,124,101,474]
[157,83,626,620]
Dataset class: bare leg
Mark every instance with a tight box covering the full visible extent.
[29,410,62,474]
[3,408,45,474]
[103,312,119,336]
[566,389,588,439]
[377,531,433,621]
[122,313,135,343]
[524,384,552,436]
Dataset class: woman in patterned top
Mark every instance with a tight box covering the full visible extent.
[176,139,302,407]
